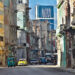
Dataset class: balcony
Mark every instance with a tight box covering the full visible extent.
[71,8,75,30]
[60,24,66,34]
[71,16,75,26]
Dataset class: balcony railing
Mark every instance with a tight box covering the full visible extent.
[60,24,66,34]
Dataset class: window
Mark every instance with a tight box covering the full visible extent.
[72,2,75,25]
[18,0,22,4]
[62,17,64,24]
[42,8,51,18]
[0,36,3,41]
[0,11,3,15]
[0,23,2,28]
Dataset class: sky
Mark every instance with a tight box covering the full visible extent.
[29,0,57,29]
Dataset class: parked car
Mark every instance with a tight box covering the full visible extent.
[29,59,39,64]
[7,56,16,67]
[18,59,28,66]
[45,55,52,63]
[39,57,47,64]
[51,55,57,64]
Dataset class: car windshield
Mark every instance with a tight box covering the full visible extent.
[19,59,26,61]
[46,55,51,57]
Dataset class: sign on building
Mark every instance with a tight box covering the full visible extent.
[36,5,54,19]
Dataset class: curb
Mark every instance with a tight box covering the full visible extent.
[56,68,75,73]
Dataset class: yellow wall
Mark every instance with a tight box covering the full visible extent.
[0,1,4,48]
[0,2,4,11]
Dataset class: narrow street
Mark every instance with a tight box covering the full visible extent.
[0,0,75,74]
[0,66,74,75]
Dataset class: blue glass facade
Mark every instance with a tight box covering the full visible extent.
[36,5,54,30]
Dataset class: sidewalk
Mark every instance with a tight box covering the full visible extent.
[0,65,7,69]
[57,67,75,73]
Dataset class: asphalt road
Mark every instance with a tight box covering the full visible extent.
[0,66,75,75]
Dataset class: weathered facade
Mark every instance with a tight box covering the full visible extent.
[56,0,75,68]
[49,30,56,53]
[56,0,67,67]
[4,0,17,48]
[69,0,75,68]
[32,20,50,53]
[0,0,17,66]
[0,0,5,66]
[16,0,30,61]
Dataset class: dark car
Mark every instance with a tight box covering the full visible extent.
[29,59,39,64]
[51,55,57,65]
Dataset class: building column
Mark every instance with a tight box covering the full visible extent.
[71,33,75,68]
[57,37,61,67]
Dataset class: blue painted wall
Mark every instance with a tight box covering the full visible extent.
[37,6,54,18]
